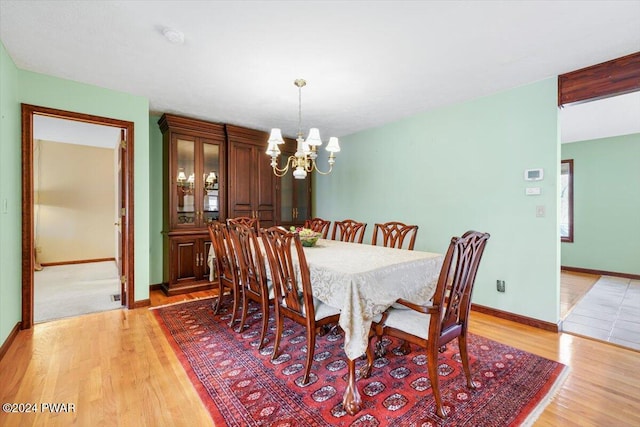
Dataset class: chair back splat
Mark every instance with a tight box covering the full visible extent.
[261,227,310,320]
[208,222,242,327]
[228,222,272,347]
[303,217,331,239]
[227,216,259,231]
[372,230,490,419]
[434,231,490,344]
[261,226,341,385]
[371,221,419,250]
[332,219,367,243]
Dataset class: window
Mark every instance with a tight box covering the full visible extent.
[560,159,574,242]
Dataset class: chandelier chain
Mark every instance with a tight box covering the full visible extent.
[298,84,303,139]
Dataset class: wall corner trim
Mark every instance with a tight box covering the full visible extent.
[471,304,559,332]
[133,299,151,309]
[0,322,23,361]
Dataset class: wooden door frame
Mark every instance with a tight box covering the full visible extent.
[21,104,135,329]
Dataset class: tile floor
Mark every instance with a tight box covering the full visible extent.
[562,276,640,351]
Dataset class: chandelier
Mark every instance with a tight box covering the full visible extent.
[266,79,340,179]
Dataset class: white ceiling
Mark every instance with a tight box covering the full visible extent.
[2,1,639,144]
[560,92,640,144]
[33,115,121,149]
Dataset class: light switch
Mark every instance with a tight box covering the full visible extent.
[525,187,541,196]
[536,205,545,217]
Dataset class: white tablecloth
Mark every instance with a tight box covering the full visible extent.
[208,239,444,360]
[303,239,443,359]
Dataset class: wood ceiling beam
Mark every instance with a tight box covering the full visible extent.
[558,51,640,106]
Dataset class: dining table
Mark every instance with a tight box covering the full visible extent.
[208,237,444,415]
[299,238,444,414]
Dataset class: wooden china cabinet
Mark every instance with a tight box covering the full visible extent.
[159,114,226,295]
[226,125,277,227]
[159,115,313,295]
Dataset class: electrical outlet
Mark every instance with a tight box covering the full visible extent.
[497,280,506,292]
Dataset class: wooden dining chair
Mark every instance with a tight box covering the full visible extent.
[228,222,272,348]
[331,219,367,243]
[369,230,490,419]
[227,216,259,231]
[371,221,419,250]
[260,226,341,385]
[303,217,331,239]
[208,221,242,328]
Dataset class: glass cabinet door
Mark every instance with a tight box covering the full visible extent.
[202,141,220,224]
[294,179,310,222]
[279,168,294,223]
[175,137,196,226]
[278,150,310,225]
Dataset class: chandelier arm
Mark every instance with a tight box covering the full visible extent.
[311,161,334,175]
[270,156,296,177]
[271,165,289,177]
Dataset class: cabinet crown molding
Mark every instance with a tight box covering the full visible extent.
[159,113,226,139]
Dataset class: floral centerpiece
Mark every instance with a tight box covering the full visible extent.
[290,226,322,247]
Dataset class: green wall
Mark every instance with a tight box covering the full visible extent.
[561,133,640,275]
[315,78,561,323]
[18,71,151,303]
[149,114,164,285]
[0,41,22,345]
[0,42,152,345]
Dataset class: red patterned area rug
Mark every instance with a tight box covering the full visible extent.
[153,298,567,426]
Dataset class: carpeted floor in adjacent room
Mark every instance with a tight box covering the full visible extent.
[34,261,123,323]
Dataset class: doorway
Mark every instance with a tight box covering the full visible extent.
[21,104,135,329]
[557,53,640,350]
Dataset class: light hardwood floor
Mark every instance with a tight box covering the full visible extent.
[1,287,638,427]
[560,270,600,319]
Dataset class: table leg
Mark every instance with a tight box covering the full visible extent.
[342,358,361,415]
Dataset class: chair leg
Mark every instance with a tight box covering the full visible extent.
[398,340,411,355]
[373,314,388,358]
[428,346,448,419]
[360,342,374,379]
[302,329,316,385]
[228,286,241,328]
[458,333,478,389]
[271,313,283,361]
[236,287,248,333]
[374,338,386,358]
[213,281,224,314]
[257,299,269,350]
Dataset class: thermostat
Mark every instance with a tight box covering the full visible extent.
[524,168,543,181]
